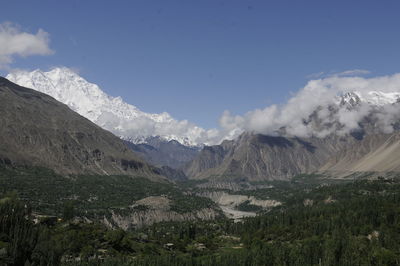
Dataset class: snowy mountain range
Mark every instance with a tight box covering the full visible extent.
[6,67,212,146]
[6,68,400,146]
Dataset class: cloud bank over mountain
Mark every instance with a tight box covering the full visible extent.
[220,73,400,139]
[0,22,53,69]
[7,67,400,146]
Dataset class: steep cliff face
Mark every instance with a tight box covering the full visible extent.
[0,77,162,179]
[185,132,358,181]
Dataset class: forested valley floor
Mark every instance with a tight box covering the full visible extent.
[1,166,400,265]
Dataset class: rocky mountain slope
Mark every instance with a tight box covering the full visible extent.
[185,130,400,181]
[184,132,359,181]
[0,77,162,179]
[320,132,400,174]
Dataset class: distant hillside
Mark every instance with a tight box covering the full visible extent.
[185,130,400,181]
[126,136,200,169]
[184,132,357,181]
[320,132,400,175]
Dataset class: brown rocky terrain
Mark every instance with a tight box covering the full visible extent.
[320,132,400,175]
[184,132,361,181]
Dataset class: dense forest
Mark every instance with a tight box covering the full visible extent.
[0,166,218,220]
[1,171,400,265]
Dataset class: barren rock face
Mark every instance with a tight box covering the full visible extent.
[185,132,358,181]
[320,132,400,175]
[185,128,400,181]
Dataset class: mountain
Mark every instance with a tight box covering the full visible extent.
[185,131,400,181]
[0,77,162,179]
[340,91,400,107]
[0,77,227,229]
[126,136,200,169]
[8,68,400,180]
[6,68,208,147]
[184,132,358,181]
[320,132,400,175]
[185,93,400,181]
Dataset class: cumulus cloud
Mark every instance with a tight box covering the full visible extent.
[217,73,400,141]
[0,22,53,69]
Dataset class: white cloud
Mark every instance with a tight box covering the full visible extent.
[216,73,400,141]
[335,69,370,76]
[0,22,53,69]
[306,69,370,80]
[306,71,325,79]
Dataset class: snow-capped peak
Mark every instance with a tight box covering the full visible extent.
[338,90,400,108]
[339,91,362,107]
[6,67,208,146]
[364,91,400,106]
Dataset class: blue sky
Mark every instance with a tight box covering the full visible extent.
[2,0,400,128]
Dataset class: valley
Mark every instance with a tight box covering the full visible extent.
[2,169,400,265]
[2,71,400,265]
[2,3,400,265]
